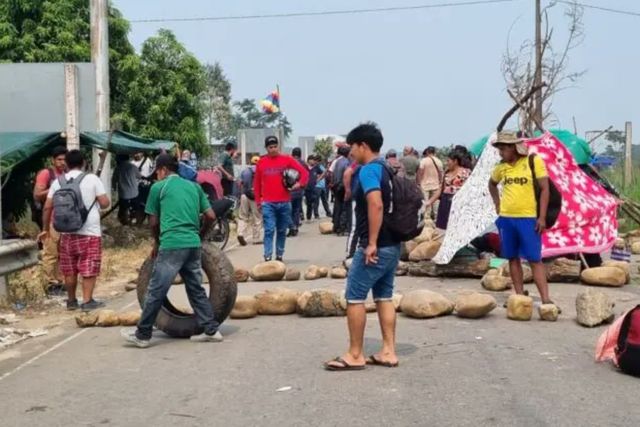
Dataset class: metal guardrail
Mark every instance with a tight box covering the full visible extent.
[0,239,39,276]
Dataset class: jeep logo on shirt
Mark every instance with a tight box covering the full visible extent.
[504,177,529,185]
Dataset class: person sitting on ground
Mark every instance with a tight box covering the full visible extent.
[384,149,405,177]
[237,156,263,246]
[217,142,238,196]
[39,149,111,311]
[325,122,401,371]
[254,136,309,262]
[488,131,557,309]
[114,154,142,226]
[122,154,221,348]
[33,145,67,296]
[416,147,443,220]
[426,150,471,231]
[400,145,420,181]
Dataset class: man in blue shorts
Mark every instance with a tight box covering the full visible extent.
[325,122,401,371]
[488,131,556,308]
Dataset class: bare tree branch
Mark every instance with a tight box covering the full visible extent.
[501,0,585,131]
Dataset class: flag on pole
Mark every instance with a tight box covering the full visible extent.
[261,87,280,114]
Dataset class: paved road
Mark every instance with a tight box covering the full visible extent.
[1,220,640,427]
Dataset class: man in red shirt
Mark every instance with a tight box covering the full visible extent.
[254,136,309,261]
[33,146,67,295]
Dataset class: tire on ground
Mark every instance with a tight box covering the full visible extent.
[136,243,238,338]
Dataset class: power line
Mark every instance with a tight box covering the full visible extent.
[130,0,521,24]
[560,1,640,18]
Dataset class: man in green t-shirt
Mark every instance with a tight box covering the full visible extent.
[122,154,220,348]
[217,142,238,196]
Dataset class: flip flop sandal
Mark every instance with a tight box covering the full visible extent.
[324,357,366,371]
[366,355,399,368]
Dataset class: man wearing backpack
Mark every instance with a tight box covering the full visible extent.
[488,131,558,311]
[325,122,402,371]
[122,154,221,348]
[33,146,67,295]
[39,150,111,311]
[237,156,263,246]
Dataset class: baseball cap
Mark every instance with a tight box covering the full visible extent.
[265,135,279,147]
[154,153,178,171]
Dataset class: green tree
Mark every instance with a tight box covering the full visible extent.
[0,0,135,219]
[202,62,233,144]
[0,0,136,118]
[313,137,334,161]
[116,29,208,155]
[229,98,293,140]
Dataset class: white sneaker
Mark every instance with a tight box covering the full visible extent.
[190,331,224,343]
[120,328,151,348]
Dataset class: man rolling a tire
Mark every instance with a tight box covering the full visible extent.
[122,154,221,348]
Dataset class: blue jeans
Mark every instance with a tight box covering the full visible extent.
[345,244,401,303]
[262,202,292,258]
[290,194,303,230]
[137,248,218,340]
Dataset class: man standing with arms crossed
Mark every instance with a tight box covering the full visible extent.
[122,154,221,348]
[325,122,401,371]
[254,136,308,262]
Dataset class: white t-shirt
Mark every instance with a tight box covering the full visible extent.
[132,158,153,178]
[48,170,106,237]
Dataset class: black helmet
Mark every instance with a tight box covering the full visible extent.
[282,168,301,190]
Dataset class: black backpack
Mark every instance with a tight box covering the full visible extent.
[528,154,562,229]
[52,173,96,233]
[616,305,640,377]
[381,164,424,242]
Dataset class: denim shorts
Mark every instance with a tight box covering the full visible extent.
[496,216,542,262]
[345,244,401,303]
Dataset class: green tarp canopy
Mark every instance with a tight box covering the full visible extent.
[467,129,592,165]
[0,131,175,174]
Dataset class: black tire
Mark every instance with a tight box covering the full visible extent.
[136,243,238,338]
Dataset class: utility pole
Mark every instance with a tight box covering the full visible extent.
[90,0,111,195]
[534,0,543,125]
[625,121,633,189]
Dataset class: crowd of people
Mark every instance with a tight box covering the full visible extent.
[30,125,562,356]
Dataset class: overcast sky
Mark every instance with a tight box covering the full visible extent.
[113,0,639,150]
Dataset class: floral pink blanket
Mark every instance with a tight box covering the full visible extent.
[528,132,618,257]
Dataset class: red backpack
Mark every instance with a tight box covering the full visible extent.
[616,305,640,377]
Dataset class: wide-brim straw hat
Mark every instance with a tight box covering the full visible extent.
[492,131,529,155]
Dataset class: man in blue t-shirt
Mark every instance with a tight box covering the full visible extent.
[325,122,401,372]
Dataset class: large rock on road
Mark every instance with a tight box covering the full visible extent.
[400,290,454,319]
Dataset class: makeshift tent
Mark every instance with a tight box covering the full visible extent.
[434,132,618,264]
[0,131,175,175]
[467,129,592,165]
